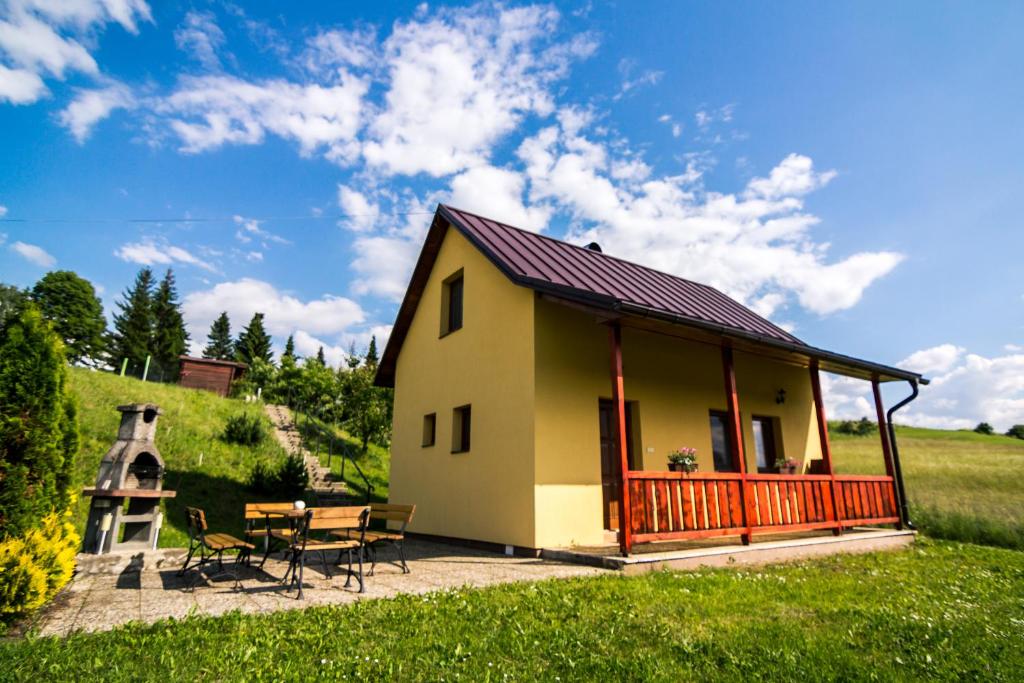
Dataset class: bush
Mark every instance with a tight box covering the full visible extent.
[833,417,878,436]
[973,422,995,435]
[223,413,266,446]
[0,507,79,616]
[1005,424,1024,440]
[246,453,308,498]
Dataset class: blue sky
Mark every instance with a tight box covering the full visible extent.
[0,1,1022,429]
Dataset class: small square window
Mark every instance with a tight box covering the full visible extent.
[440,270,464,336]
[452,404,471,453]
[422,413,436,447]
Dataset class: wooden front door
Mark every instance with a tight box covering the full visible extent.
[599,399,634,531]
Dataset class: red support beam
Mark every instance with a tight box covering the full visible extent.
[809,360,843,532]
[608,323,632,556]
[871,375,896,479]
[721,345,753,545]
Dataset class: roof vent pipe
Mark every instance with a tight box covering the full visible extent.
[585,242,603,253]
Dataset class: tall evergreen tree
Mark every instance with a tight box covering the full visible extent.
[151,269,189,377]
[365,335,378,368]
[30,271,107,365]
[202,312,234,360]
[110,267,155,370]
[315,346,326,366]
[281,334,296,362]
[235,312,273,365]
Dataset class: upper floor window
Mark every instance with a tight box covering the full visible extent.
[422,413,436,448]
[440,270,464,336]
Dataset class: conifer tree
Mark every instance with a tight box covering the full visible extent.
[151,269,189,377]
[365,335,378,368]
[316,346,326,366]
[235,312,273,365]
[203,312,234,360]
[110,267,154,370]
[281,334,296,362]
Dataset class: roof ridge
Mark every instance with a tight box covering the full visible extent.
[439,203,800,343]
[439,203,722,294]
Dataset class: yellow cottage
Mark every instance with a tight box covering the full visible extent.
[376,205,927,556]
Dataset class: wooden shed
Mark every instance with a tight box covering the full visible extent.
[178,356,247,397]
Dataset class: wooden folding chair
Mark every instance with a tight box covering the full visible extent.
[178,507,255,589]
[281,506,370,599]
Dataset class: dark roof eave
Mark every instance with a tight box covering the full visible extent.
[616,301,928,385]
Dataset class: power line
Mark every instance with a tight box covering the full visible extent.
[0,210,436,225]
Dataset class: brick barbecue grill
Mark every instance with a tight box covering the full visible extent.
[82,404,176,553]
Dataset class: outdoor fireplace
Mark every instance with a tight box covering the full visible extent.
[82,404,176,553]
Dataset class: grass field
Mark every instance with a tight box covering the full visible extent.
[3,540,1022,680]
[830,425,1024,549]
[69,368,289,548]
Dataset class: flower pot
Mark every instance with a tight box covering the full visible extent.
[668,463,685,472]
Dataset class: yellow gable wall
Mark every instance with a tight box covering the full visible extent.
[533,298,822,548]
[389,225,537,548]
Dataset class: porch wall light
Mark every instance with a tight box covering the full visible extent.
[775,389,786,405]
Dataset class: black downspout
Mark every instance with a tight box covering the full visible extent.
[886,380,919,530]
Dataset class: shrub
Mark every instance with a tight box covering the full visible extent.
[0,507,79,616]
[246,453,308,498]
[833,417,878,436]
[973,422,995,435]
[223,413,266,446]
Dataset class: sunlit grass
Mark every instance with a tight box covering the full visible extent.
[3,540,1022,680]
[831,424,1024,549]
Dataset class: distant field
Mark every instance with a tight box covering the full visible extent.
[831,425,1024,549]
[69,368,289,547]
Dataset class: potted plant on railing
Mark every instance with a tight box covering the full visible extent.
[775,457,800,475]
[668,447,698,473]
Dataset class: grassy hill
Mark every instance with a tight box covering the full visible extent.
[831,424,1024,549]
[69,368,290,548]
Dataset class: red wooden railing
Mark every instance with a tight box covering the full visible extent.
[628,472,899,543]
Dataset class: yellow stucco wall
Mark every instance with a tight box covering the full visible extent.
[389,225,537,548]
[532,298,821,548]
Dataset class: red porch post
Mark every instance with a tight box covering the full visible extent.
[721,345,753,545]
[871,375,896,479]
[809,360,843,533]
[608,323,632,556]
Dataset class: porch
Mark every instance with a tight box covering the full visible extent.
[600,314,921,556]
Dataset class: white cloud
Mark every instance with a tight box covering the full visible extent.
[517,118,901,316]
[823,344,1024,432]
[0,63,46,103]
[10,240,55,267]
[337,185,380,232]
[115,239,216,272]
[0,0,151,105]
[695,103,735,130]
[302,27,377,72]
[182,278,366,346]
[362,3,595,176]
[0,204,6,217]
[245,251,263,263]
[164,74,368,163]
[232,214,289,247]
[174,10,226,71]
[59,82,134,142]
[613,58,662,101]
[447,165,551,231]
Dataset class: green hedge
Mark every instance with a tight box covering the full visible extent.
[0,305,79,619]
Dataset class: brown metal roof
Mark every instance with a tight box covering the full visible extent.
[439,204,804,346]
[375,204,925,387]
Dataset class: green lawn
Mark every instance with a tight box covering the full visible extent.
[69,368,290,547]
[830,425,1024,549]
[3,540,1022,680]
